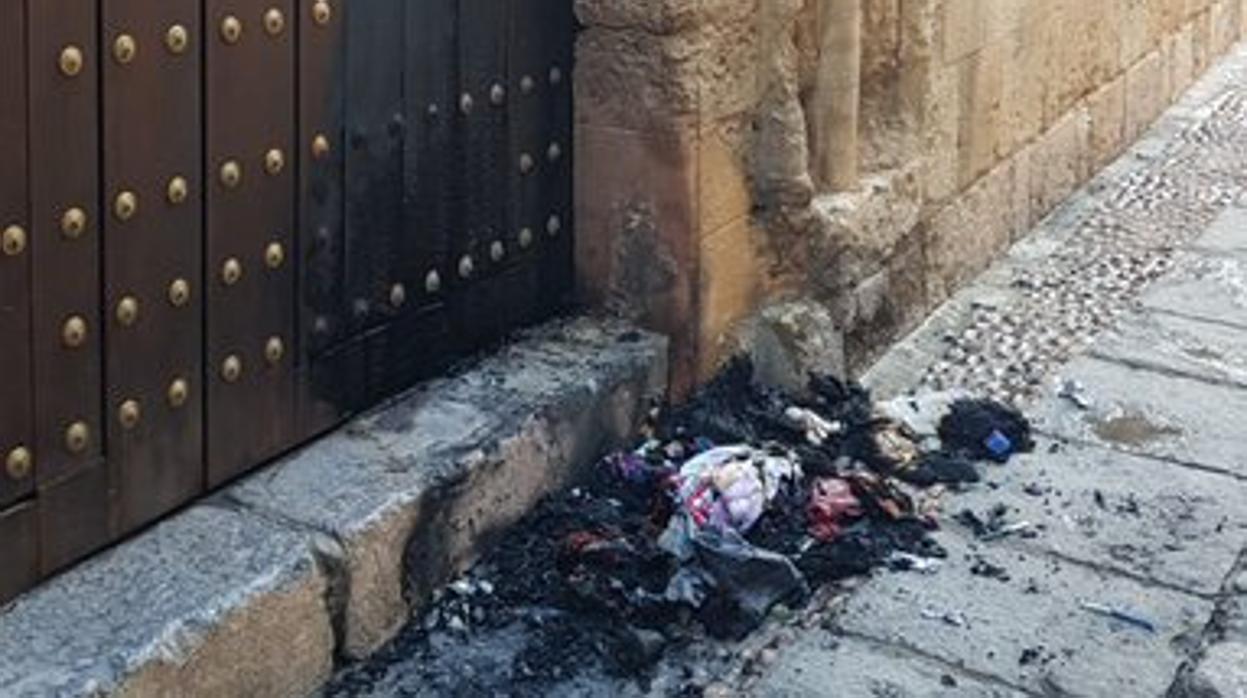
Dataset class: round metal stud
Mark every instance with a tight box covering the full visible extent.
[264,8,285,36]
[458,255,474,280]
[118,399,141,430]
[167,176,189,205]
[166,24,190,54]
[519,153,534,175]
[425,269,442,294]
[389,283,406,308]
[459,93,474,115]
[264,242,285,269]
[547,214,562,237]
[61,207,87,239]
[65,422,90,454]
[221,258,243,286]
[520,75,535,94]
[2,225,27,257]
[549,66,563,86]
[114,191,138,221]
[113,34,137,64]
[59,46,84,77]
[489,84,506,106]
[490,240,505,262]
[352,298,370,319]
[5,446,31,481]
[312,0,332,25]
[167,378,189,408]
[311,134,331,159]
[168,278,191,307]
[264,148,285,176]
[220,160,241,188]
[115,296,139,327]
[426,103,440,119]
[220,15,243,44]
[313,316,330,335]
[518,227,534,249]
[221,355,243,383]
[547,142,562,163]
[264,336,285,365]
[61,315,88,349]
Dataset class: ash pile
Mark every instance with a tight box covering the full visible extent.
[330,359,1033,695]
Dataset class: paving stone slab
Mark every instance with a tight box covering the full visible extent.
[1033,355,1247,478]
[230,318,668,659]
[1138,250,1247,329]
[0,506,333,698]
[1093,309,1247,387]
[838,531,1211,697]
[752,634,1027,697]
[1190,203,1247,254]
[952,438,1247,595]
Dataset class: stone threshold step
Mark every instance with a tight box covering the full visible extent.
[0,317,667,698]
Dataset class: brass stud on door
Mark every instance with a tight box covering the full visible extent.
[61,315,88,349]
[311,134,330,159]
[221,258,242,286]
[113,34,137,64]
[520,75,535,95]
[264,242,285,269]
[61,207,87,239]
[168,278,191,307]
[490,84,506,106]
[312,0,332,25]
[118,399,141,430]
[220,160,241,188]
[389,283,406,309]
[459,93,474,115]
[116,296,140,326]
[220,15,243,44]
[550,66,563,85]
[64,422,90,454]
[425,269,442,294]
[264,148,285,176]
[518,227,534,249]
[264,337,284,365]
[59,46,84,77]
[2,225,27,256]
[5,446,31,481]
[458,255,474,279]
[547,142,562,163]
[547,214,562,236]
[166,24,190,54]
[490,241,505,262]
[167,378,190,408]
[114,191,138,221]
[221,355,243,383]
[167,176,189,204]
[263,8,285,36]
[519,153,534,175]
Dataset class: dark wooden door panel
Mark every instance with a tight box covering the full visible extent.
[205,0,297,486]
[0,0,32,512]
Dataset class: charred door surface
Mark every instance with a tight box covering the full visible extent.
[0,0,575,604]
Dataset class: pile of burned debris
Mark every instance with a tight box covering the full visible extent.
[350,359,1034,691]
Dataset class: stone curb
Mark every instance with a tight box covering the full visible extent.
[0,317,668,697]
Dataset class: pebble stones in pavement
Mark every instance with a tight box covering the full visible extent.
[921,89,1247,405]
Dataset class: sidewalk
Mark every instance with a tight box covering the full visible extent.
[751,44,1247,698]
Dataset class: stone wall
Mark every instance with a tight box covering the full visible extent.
[574,0,1247,393]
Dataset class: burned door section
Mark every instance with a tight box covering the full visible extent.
[0,0,36,602]
[30,0,109,572]
[100,0,202,538]
[508,0,574,319]
[205,0,297,486]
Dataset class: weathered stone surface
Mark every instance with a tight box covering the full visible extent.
[731,298,846,393]
[752,635,1027,698]
[838,530,1211,697]
[230,319,668,659]
[1171,642,1247,697]
[954,438,1247,595]
[1035,355,1247,478]
[0,507,333,698]
[1094,308,1247,387]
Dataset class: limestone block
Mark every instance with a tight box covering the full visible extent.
[998,29,1044,159]
[923,63,961,204]
[1125,48,1169,142]
[940,0,986,64]
[575,27,700,133]
[699,118,753,238]
[1167,22,1197,100]
[1087,74,1128,169]
[1028,106,1092,224]
[697,217,769,379]
[732,298,847,393]
[955,43,1003,187]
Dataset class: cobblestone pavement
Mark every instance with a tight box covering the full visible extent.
[324,44,1247,698]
